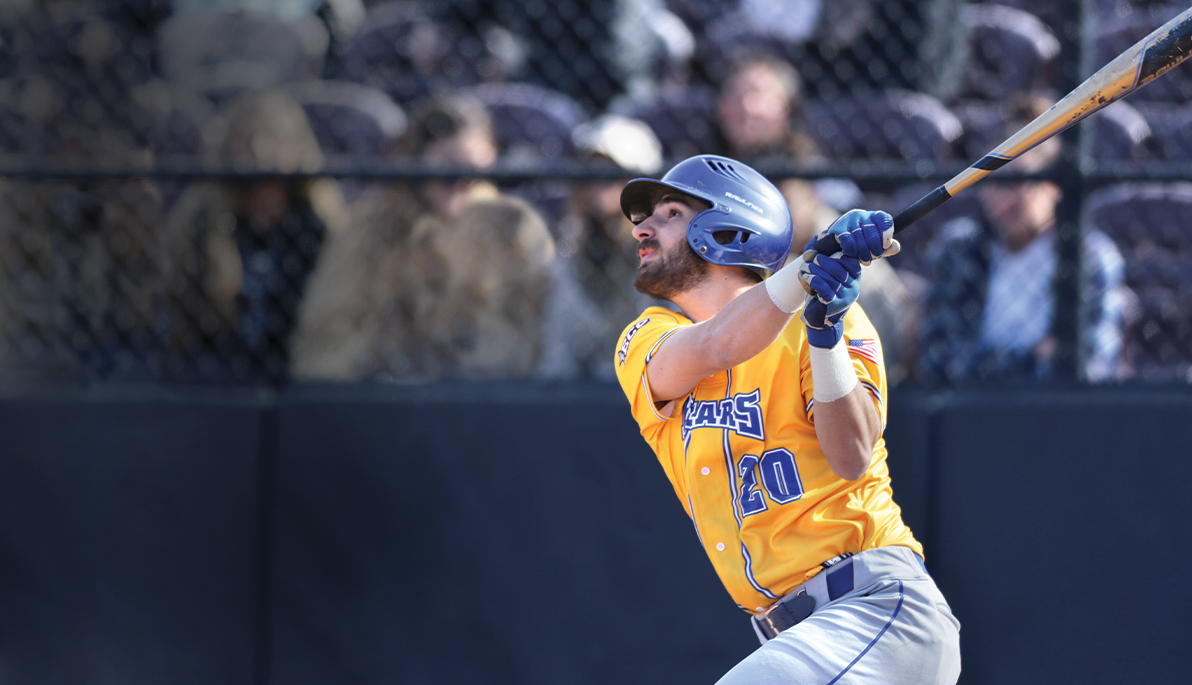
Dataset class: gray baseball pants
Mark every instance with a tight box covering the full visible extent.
[717,545,961,685]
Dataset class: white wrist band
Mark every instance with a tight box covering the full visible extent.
[764,263,806,314]
[810,337,858,403]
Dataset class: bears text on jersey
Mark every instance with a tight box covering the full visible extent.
[682,388,765,442]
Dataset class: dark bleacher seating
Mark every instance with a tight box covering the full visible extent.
[942,95,1149,165]
[609,87,720,161]
[1132,102,1192,160]
[458,82,587,162]
[128,80,216,206]
[19,5,153,87]
[950,100,1007,160]
[665,0,734,41]
[1084,182,1192,379]
[699,22,807,87]
[805,90,963,161]
[959,4,1060,102]
[130,80,215,161]
[1087,100,1153,162]
[450,83,588,232]
[339,1,447,104]
[282,80,407,159]
[0,78,49,158]
[1085,182,1192,251]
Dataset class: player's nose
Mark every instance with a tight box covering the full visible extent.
[633,215,658,242]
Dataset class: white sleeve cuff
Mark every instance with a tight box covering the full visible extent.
[764,261,806,314]
[809,337,858,403]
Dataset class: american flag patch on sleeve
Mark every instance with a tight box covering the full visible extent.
[847,338,879,364]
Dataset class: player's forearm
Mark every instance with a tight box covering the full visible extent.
[693,283,794,371]
[813,386,881,481]
[645,284,792,403]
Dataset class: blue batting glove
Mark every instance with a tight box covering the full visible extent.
[802,209,900,266]
[799,252,862,349]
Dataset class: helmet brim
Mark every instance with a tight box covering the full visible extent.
[620,177,714,222]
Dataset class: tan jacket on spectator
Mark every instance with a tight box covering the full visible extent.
[292,182,556,381]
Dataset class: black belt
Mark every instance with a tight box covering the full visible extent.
[754,557,855,640]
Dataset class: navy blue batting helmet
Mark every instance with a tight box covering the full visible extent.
[620,154,794,279]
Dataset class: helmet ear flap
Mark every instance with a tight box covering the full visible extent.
[687,206,785,280]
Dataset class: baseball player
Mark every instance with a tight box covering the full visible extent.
[613,155,960,684]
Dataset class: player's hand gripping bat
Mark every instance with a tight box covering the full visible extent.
[806,5,1192,260]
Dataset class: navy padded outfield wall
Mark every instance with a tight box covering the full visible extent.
[926,389,1192,685]
[0,389,267,685]
[0,384,1189,684]
[267,383,757,685]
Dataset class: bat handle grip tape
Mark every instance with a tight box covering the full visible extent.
[892,186,952,234]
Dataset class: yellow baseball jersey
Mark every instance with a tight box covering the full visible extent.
[614,304,922,614]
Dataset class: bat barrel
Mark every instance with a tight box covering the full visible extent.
[1135,7,1192,89]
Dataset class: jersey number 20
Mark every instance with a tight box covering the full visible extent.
[736,448,804,517]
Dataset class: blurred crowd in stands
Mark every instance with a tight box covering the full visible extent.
[1,0,1192,387]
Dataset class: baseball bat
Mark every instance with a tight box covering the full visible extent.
[811,4,1192,256]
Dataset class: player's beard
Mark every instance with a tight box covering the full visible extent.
[634,237,709,300]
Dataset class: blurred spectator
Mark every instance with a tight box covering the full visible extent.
[161,89,347,383]
[714,52,820,164]
[691,0,967,101]
[291,93,556,381]
[170,0,365,46]
[542,115,665,380]
[155,5,330,102]
[171,0,358,22]
[430,0,677,110]
[918,93,1128,384]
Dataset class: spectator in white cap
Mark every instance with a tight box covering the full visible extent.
[535,115,668,380]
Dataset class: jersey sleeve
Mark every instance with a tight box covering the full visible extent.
[614,307,692,434]
[800,304,889,429]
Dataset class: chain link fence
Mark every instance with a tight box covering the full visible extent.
[2,0,1191,387]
